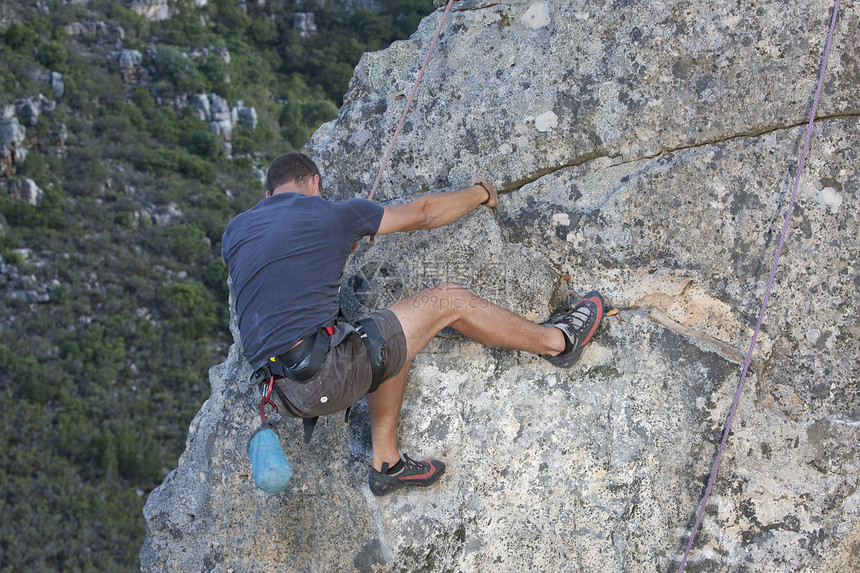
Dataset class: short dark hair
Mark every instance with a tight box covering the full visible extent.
[265,152,321,193]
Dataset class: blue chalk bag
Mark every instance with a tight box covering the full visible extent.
[248,424,292,493]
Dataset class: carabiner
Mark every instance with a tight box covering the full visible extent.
[259,376,279,422]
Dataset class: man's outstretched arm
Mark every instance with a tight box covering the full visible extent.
[375,177,498,236]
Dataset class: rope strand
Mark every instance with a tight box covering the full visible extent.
[368,0,457,201]
[677,1,841,570]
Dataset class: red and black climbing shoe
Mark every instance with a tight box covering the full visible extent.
[368,454,445,496]
[543,290,605,368]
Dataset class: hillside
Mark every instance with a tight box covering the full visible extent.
[0,0,431,570]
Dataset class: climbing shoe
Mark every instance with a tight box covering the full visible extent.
[368,454,445,496]
[543,290,605,368]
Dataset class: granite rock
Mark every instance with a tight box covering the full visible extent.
[110,48,144,84]
[128,0,170,21]
[7,177,45,206]
[294,12,318,41]
[142,1,860,571]
[0,105,27,177]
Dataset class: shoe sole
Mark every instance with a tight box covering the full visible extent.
[369,459,445,496]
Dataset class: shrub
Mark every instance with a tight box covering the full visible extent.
[153,46,207,96]
[249,18,277,46]
[36,40,68,71]
[132,147,215,184]
[183,129,221,160]
[212,0,251,35]
[3,23,37,52]
[159,280,221,339]
[152,223,211,265]
[302,100,338,126]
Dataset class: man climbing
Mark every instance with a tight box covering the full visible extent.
[221,152,604,496]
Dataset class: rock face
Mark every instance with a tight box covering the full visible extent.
[128,0,170,21]
[116,49,144,84]
[236,105,258,131]
[189,93,259,140]
[293,12,318,41]
[0,105,27,177]
[65,19,110,41]
[7,178,45,206]
[190,93,233,139]
[46,71,64,99]
[142,1,860,571]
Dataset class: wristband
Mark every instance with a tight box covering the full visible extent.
[475,181,492,205]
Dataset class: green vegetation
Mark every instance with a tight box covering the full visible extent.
[0,0,431,571]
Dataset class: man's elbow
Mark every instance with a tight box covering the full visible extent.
[411,196,441,230]
[414,201,436,230]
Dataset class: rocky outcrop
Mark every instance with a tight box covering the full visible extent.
[128,0,170,22]
[0,254,56,305]
[294,12,318,41]
[236,104,258,131]
[45,71,64,99]
[190,93,233,139]
[142,1,860,571]
[189,93,259,140]
[7,178,45,206]
[0,105,27,178]
[65,19,110,40]
[109,48,144,84]
[15,97,40,127]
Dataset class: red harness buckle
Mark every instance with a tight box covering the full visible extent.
[324,325,334,336]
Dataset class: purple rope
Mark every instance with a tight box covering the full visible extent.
[677,1,841,570]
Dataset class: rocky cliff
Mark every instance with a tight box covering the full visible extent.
[141,0,860,571]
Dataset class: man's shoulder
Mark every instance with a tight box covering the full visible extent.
[332,196,384,216]
[225,196,279,229]
[223,206,256,236]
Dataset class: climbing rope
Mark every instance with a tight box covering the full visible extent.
[368,0,457,201]
[677,1,841,570]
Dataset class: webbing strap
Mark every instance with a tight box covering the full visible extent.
[302,417,319,444]
[356,317,387,391]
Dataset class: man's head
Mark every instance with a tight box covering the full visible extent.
[265,152,322,197]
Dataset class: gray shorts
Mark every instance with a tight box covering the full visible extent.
[270,309,407,418]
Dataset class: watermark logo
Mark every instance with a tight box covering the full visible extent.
[342,258,509,314]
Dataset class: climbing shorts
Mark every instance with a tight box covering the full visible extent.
[270,309,407,419]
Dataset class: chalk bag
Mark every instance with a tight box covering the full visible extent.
[248,423,292,494]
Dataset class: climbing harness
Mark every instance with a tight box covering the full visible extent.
[677,1,841,570]
[368,0,457,201]
[250,317,389,445]
[252,325,335,443]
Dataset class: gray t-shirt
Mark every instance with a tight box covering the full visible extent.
[221,192,384,369]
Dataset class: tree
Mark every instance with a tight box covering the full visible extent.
[3,23,37,52]
[36,40,68,71]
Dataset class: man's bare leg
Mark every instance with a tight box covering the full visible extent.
[367,283,567,471]
[367,363,408,471]
[392,283,565,360]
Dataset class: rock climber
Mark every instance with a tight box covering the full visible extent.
[221,152,605,496]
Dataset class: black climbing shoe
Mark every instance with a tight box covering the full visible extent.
[543,291,605,368]
[368,453,445,496]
